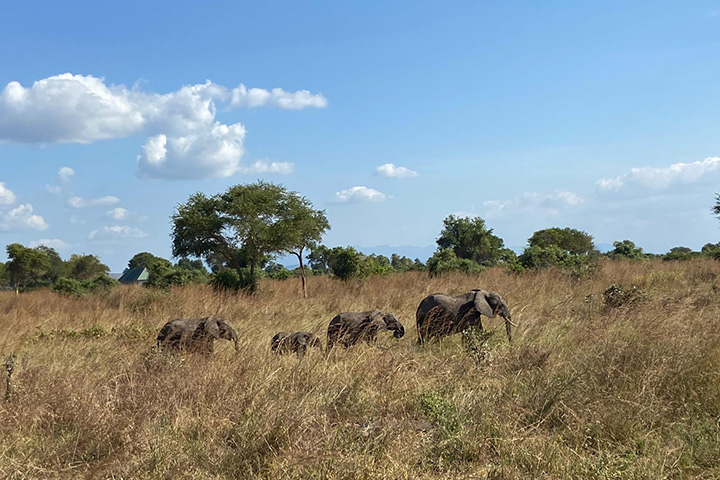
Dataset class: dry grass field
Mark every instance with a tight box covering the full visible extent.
[1,259,719,479]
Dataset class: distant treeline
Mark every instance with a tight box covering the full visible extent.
[2,181,719,295]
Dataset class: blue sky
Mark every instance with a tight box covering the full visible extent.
[1,1,720,270]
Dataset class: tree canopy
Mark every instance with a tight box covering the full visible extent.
[527,227,596,255]
[172,181,329,294]
[436,215,507,266]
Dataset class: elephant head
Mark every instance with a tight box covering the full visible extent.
[471,290,513,341]
[373,311,405,339]
[214,317,240,352]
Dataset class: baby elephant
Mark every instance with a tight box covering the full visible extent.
[156,316,239,354]
[271,332,322,355]
[327,310,405,349]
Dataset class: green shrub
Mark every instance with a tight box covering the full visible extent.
[427,249,484,277]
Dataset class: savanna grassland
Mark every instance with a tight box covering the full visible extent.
[1,260,719,479]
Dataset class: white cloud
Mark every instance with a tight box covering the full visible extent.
[597,157,720,193]
[335,186,387,203]
[0,74,327,180]
[376,163,418,178]
[238,160,295,175]
[107,207,129,220]
[58,166,75,183]
[0,182,16,205]
[137,123,245,179]
[483,191,583,218]
[30,238,70,250]
[1,204,48,231]
[88,225,148,240]
[46,185,62,195]
[68,195,120,208]
[230,84,327,109]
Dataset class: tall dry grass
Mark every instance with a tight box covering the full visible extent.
[0,259,719,479]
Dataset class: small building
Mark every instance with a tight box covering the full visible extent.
[118,267,150,285]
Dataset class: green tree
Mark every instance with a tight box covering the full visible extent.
[436,215,506,266]
[0,262,8,290]
[67,254,110,280]
[326,246,364,281]
[307,245,331,274]
[701,242,720,260]
[175,257,207,272]
[127,252,172,272]
[34,245,68,284]
[172,181,329,294]
[527,227,596,255]
[663,246,695,261]
[6,243,50,294]
[608,240,645,260]
[713,193,720,220]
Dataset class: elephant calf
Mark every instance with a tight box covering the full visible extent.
[327,310,405,349]
[271,331,322,355]
[156,316,239,354]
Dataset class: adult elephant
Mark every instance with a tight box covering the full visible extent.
[327,310,405,348]
[156,316,239,354]
[271,331,322,355]
[416,289,513,343]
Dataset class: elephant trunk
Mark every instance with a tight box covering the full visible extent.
[504,315,514,342]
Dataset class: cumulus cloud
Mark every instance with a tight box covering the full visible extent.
[0,73,327,179]
[137,123,245,179]
[1,204,48,231]
[483,191,583,218]
[58,166,75,183]
[0,182,16,205]
[335,186,387,203]
[375,163,418,178]
[68,195,120,208]
[230,84,327,109]
[30,238,70,250]
[88,225,148,240]
[46,185,62,195]
[238,160,295,175]
[107,207,129,220]
[597,157,720,192]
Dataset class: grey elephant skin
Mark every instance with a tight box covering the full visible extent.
[156,316,239,353]
[416,289,513,343]
[271,331,322,355]
[327,310,405,348]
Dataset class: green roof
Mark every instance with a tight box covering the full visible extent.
[118,267,150,284]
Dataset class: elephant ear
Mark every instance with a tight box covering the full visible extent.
[217,319,238,341]
[202,317,221,339]
[473,291,496,318]
[368,310,387,330]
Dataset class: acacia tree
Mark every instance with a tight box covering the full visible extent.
[714,194,720,220]
[172,181,329,295]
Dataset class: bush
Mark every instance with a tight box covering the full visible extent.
[52,277,86,297]
[427,249,484,277]
[211,268,248,292]
[52,275,118,297]
[602,284,646,308]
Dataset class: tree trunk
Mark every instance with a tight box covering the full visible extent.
[294,249,307,298]
[249,261,257,294]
